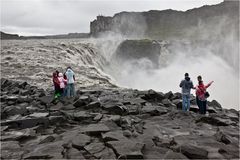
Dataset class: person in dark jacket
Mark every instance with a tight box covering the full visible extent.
[179,73,195,112]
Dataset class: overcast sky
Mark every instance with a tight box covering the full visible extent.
[1,0,223,36]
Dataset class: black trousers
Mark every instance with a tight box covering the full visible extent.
[196,97,207,114]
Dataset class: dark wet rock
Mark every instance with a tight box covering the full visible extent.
[189,105,199,113]
[84,101,101,110]
[61,104,76,110]
[123,98,146,105]
[107,139,145,159]
[93,113,103,121]
[207,106,217,113]
[162,98,174,107]
[23,141,64,159]
[143,146,169,159]
[176,144,208,159]
[196,115,233,126]
[1,141,24,159]
[164,91,174,99]
[3,105,28,117]
[163,150,189,159]
[102,130,127,142]
[73,95,91,107]
[172,99,182,109]
[141,89,165,102]
[1,128,36,141]
[61,130,91,149]
[224,109,239,122]
[39,96,54,105]
[208,100,222,110]
[1,116,49,129]
[0,79,239,159]
[64,147,86,159]
[102,103,128,115]
[218,144,240,159]
[49,116,66,125]
[28,112,49,118]
[94,147,116,159]
[214,129,232,144]
[142,104,168,116]
[123,130,132,137]
[84,142,106,158]
[39,135,55,144]
[81,123,110,135]
[170,92,182,100]
[152,136,177,148]
[73,111,94,121]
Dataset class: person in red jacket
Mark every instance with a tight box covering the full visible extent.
[195,75,214,114]
[52,71,60,98]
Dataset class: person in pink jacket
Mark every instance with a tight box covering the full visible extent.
[58,72,67,97]
[195,75,214,114]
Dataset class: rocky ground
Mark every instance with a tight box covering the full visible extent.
[1,78,239,159]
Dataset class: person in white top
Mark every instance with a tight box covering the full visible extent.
[65,67,76,97]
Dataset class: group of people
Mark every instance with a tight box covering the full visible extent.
[52,67,76,98]
[52,69,213,114]
[180,73,214,114]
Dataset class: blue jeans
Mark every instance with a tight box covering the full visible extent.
[182,94,190,112]
[67,83,75,97]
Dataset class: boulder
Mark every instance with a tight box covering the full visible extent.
[176,144,208,159]
[196,115,231,126]
[1,116,49,129]
[142,105,168,116]
[107,139,145,159]
[94,147,116,159]
[84,142,106,158]
[172,99,182,109]
[64,147,85,159]
[189,105,199,113]
[73,96,91,107]
[214,129,232,144]
[84,101,101,110]
[73,111,94,121]
[1,128,36,141]
[39,96,54,105]
[102,130,127,142]
[102,103,128,115]
[81,123,110,135]
[164,91,173,99]
[3,105,28,117]
[163,150,189,159]
[23,141,64,159]
[61,130,91,149]
[208,100,222,110]
[1,141,24,159]
[141,89,165,102]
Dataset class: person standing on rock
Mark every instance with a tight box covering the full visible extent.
[52,70,60,98]
[195,75,214,114]
[179,73,194,112]
[65,67,76,97]
[57,72,67,97]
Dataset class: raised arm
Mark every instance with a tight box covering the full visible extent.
[205,81,214,88]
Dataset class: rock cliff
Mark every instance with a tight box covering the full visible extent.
[90,1,239,39]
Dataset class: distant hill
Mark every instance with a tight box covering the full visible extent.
[0,31,20,39]
[0,31,89,40]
